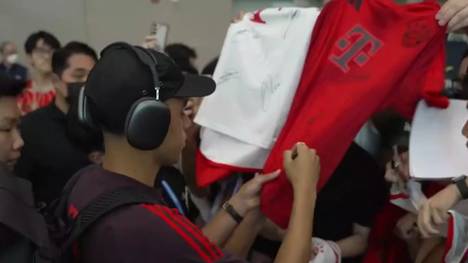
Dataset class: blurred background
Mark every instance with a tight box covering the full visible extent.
[0,0,322,68]
[1,0,467,81]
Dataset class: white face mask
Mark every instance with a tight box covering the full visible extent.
[5,54,18,64]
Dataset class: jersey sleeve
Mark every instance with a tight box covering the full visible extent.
[81,204,247,263]
[389,28,449,119]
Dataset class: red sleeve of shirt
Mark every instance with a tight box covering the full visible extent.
[80,204,246,263]
[388,25,449,119]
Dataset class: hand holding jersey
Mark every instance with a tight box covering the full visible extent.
[438,0,468,32]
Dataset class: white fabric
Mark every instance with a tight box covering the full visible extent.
[390,181,468,218]
[199,127,269,169]
[310,237,341,263]
[444,210,468,263]
[354,121,381,157]
[390,180,427,214]
[189,193,212,223]
[390,181,468,243]
[195,7,320,168]
[190,176,244,223]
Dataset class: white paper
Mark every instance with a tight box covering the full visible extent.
[410,99,468,180]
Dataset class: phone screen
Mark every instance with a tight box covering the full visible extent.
[151,22,169,50]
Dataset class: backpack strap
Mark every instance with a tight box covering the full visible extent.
[62,186,160,250]
[47,166,95,219]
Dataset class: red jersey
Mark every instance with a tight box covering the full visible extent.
[17,80,56,115]
[260,0,448,228]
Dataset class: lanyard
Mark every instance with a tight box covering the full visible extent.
[161,180,186,216]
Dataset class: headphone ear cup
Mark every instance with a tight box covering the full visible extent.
[125,98,171,150]
[78,87,97,129]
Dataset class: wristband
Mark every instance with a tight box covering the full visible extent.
[222,202,243,224]
[452,175,468,200]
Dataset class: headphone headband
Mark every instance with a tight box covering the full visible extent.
[102,42,162,100]
[79,42,171,150]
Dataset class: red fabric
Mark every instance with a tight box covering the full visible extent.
[68,204,79,220]
[260,0,448,228]
[143,204,223,263]
[363,182,446,263]
[163,206,223,259]
[195,148,259,187]
[443,212,455,262]
[17,80,56,115]
[362,203,412,263]
[425,181,448,196]
[390,193,410,201]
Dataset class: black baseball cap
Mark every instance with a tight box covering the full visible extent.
[84,42,215,133]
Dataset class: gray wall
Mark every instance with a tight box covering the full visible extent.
[0,0,318,70]
[0,0,88,65]
[84,0,232,70]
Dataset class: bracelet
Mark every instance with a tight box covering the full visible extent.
[453,175,468,200]
[222,202,243,224]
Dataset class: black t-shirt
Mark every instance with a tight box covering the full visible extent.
[0,63,28,82]
[154,166,200,222]
[254,143,388,263]
[15,104,91,205]
[313,143,388,241]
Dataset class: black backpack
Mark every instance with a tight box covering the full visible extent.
[0,166,159,263]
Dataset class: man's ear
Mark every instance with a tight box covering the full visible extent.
[88,151,104,165]
[52,72,67,90]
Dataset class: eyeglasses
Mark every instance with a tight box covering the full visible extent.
[32,47,53,56]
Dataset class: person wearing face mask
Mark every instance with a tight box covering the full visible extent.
[0,41,28,82]
[17,31,61,115]
[15,41,99,206]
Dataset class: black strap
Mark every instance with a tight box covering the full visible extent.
[62,186,160,250]
[46,166,95,219]
[222,202,243,224]
[455,175,468,200]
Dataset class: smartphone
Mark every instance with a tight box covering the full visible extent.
[150,22,169,50]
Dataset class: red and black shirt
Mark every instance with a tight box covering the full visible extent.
[67,165,245,263]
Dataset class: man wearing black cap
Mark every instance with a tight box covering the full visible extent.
[69,42,321,263]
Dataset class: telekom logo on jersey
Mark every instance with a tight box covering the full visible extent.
[250,10,382,73]
[330,25,383,73]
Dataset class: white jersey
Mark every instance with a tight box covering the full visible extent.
[195,7,320,168]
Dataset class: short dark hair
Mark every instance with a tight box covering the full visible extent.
[0,73,26,98]
[165,43,198,74]
[202,57,219,76]
[24,30,61,55]
[52,41,98,77]
[165,43,197,60]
